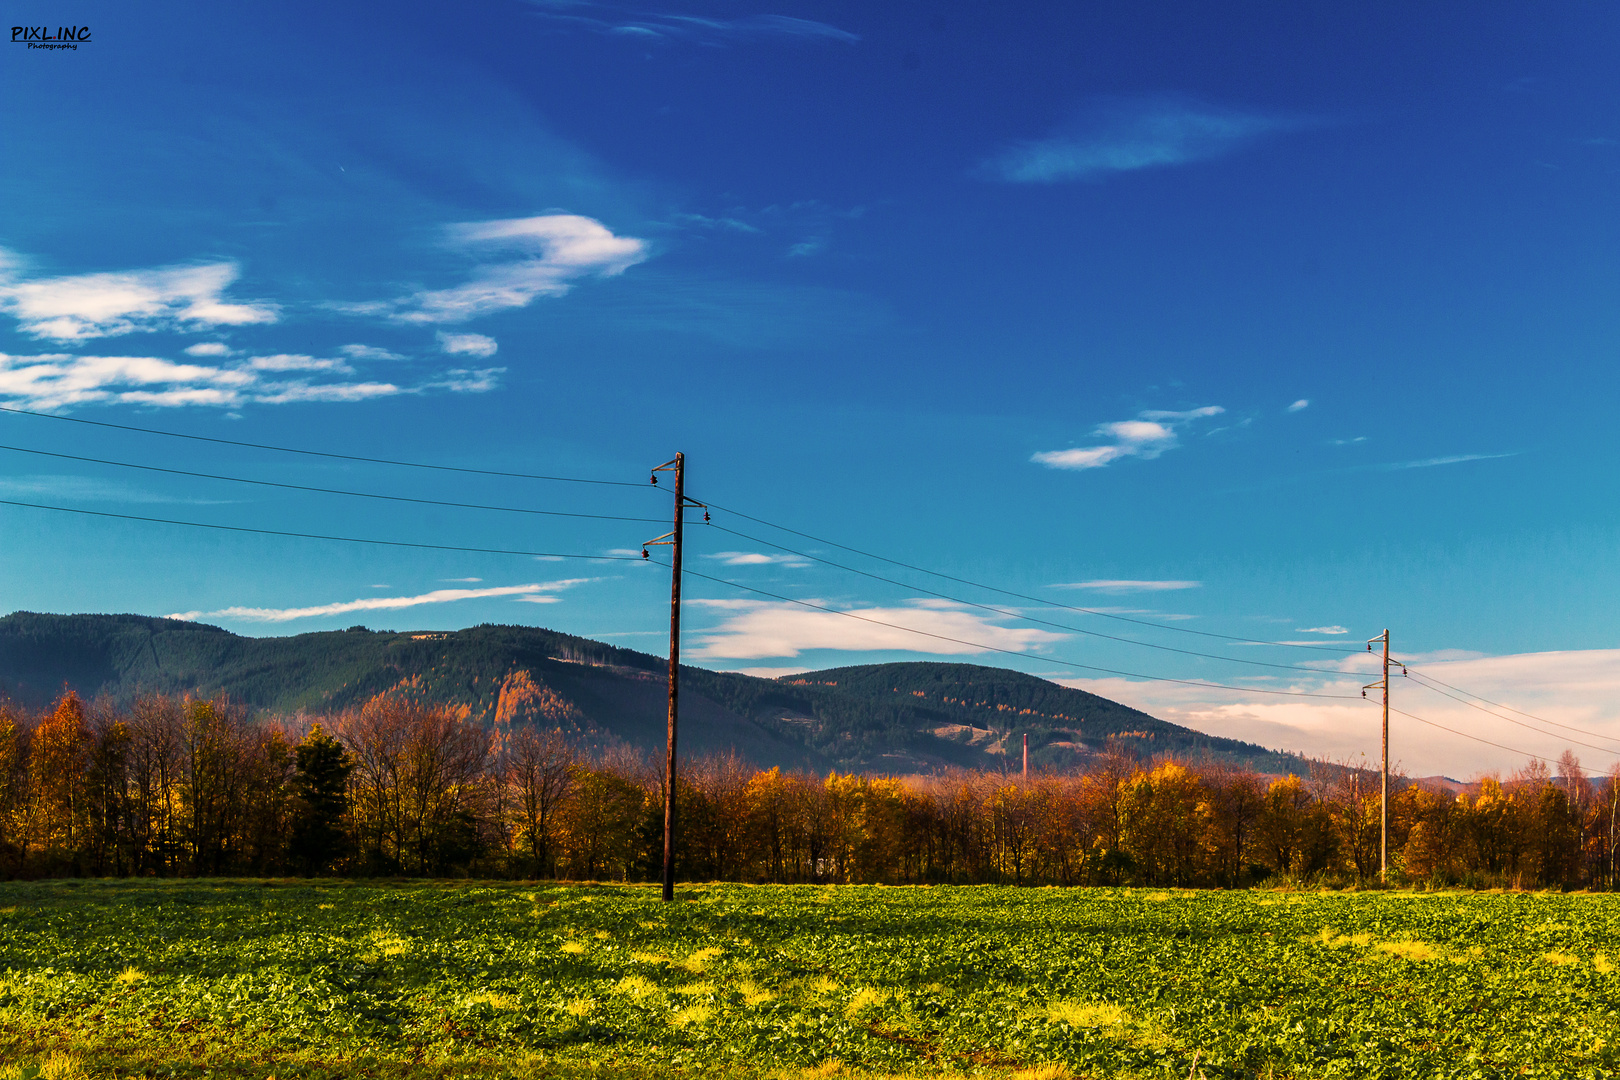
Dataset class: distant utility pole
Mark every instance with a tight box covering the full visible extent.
[644,453,705,902]
[1363,629,1406,884]
[1022,732,1028,779]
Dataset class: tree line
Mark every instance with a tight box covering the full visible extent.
[3,690,1617,889]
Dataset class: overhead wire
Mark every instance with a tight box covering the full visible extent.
[0,498,647,561]
[0,443,668,523]
[701,520,1358,676]
[1405,667,1620,746]
[1404,670,1620,753]
[668,560,1366,701]
[692,495,1364,654]
[0,404,651,488]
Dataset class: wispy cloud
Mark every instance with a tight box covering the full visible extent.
[367,214,647,325]
[1287,399,1309,412]
[1051,579,1202,594]
[704,551,809,568]
[1297,625,1349,635]
[339,343,404,361]
[0,258,279,342]
[1382,452,1519,471]
[168,579,590,624]
[527,2,858,45]
[0,474,232,505]
[982,97,1307,184]
[437,331,498,358]
[688,598,1064,660]
[1032,406,1223,471]
[0,348,499,411]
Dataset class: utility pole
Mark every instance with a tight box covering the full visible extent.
[643,454,705,902]
[1363,630,1405,884]
[1022,732,1028,779]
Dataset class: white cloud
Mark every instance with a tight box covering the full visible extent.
[1287,399,1309,412]
[380,215,648,325]
[169,579,590,623]
[1383,453,1518,471]
[339,343,404,361]
[1052,579,1202,594]
[688,598,1065,660]
[184,342,233,357]
[442,577,483,583]
[247,354,355,374]
[0,474,232,505]
[1298,625,1349,635]
[421,367,503,394]
[1032,406,1223,471]
[437,331,498,358]
[0,349,503,410]
[1053,648,1620,777]
[0,261,278,341]
[984,98,1304,184]
[528,4,859,45]
[705,551,809,568]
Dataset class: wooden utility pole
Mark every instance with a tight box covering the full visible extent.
[644,454,704,902]
[1022,732,1028,779]
[1363,629,1404,884]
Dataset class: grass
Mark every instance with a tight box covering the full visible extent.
[0,880,1616,1078]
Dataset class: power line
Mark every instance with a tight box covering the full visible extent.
[672,561,1366,701]
[701,520,1357,676]
[0,443,667,523]
[0,498,647,561]
[694,495,1362,654]
[1406,667,1620,747]
[1405,671,1620,754]
[1389,704,1560,762]
[0,404,649,488]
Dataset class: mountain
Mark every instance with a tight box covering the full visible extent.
[0,612,1308,774]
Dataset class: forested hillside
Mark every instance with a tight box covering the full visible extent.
[0,612,1306,773]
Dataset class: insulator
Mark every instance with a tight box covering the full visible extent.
[650,475,658,485]
[703,511,711,522]
[641,549,650,559]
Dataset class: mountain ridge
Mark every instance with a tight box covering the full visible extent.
[0,611,1310,774]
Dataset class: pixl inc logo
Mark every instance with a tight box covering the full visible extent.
[12,26,91,50]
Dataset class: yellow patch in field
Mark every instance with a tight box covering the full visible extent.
[1544,951,1581,967]
[594,930,612,939]
[371,934,411,957]
[38,1053,89,1080]
[1594,953,1615,973]
[670,1003,713,1028]
[563,997,597,1018]
[795,1059,844,1078]
[1146,891,1172,902]
[805,975,840,997]
[614,975,660,999]
[316,903,334,910]
[631,951,671,965]
[559,941,587,956]
[1317,929,1374,948]
[1012,1066,1074,1080]
[463,991,516,1010]
[1537,921,1569,932]
[115,966,146,985]
[1376,940,1438,962]
[845,986,891,1017]
[736,978,775,1006]
[674,980,716,997]
[678,946,724,973]
[1045,1000,1128,1028]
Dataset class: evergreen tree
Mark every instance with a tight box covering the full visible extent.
[289,725,353,874]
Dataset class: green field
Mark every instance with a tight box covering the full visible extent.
[0,882,1615,1079]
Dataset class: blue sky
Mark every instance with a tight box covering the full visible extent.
[4,1,1619,773]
